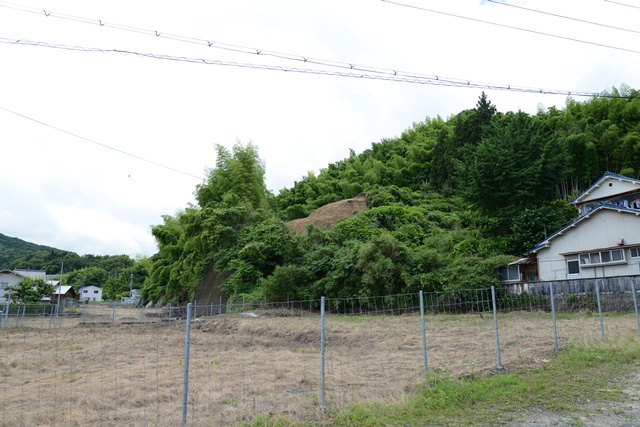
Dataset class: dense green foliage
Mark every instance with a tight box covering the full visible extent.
[4,278,54,303]
[138,87,640,303]
[0,233,62,269]
[4,238,147,301]
[8,250,134,275]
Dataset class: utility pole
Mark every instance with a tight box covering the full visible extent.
[56,262,64,315]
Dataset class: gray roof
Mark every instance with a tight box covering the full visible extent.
[527,202,640,254]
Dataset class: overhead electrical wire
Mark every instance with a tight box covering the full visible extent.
[0,0,523,88]
[381,0,640,55]
[0,105,206,181]
[0,0,631,98]
[0,37,629,99]
[486,0,640,35]
[604,0,640,10]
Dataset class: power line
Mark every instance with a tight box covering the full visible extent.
[0,37,630,99]
[0,0,624,97]
[0,105,205,181]
[0,0,506,87]
[381,0,640,55]
[604,0,640,10]
[1,0,635,99]
[487,0,640,35]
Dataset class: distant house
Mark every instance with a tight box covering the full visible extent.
[52,285,77,303]
[498,172,640,284]
[13,269,46,281]
[0,269,27,301]
[79,285,102,302]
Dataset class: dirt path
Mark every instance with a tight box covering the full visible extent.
[510,370,640,427]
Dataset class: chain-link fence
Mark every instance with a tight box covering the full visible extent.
[2,280,640,426]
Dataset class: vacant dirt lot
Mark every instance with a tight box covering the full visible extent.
[1,309,638,426]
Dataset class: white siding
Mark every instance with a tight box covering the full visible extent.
[79,286,103,302]
[537,209,640,281]
[578,177,640,203]
[0,272,25,300]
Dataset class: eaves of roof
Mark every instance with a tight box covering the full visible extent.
[527,203,640,254]
[0,269,27,278]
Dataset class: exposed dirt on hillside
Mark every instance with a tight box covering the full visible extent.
[285,193,369,235]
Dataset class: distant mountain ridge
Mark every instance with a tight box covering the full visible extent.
[0,233,64,269]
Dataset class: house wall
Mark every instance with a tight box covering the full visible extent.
[579,178,640,203]
[537,209,640,281]
[79,286,103,302]
[0,272,24,300]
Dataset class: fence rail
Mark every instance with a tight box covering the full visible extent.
[2,280,640,426]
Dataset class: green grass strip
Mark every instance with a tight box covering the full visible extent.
[248,335,640,427]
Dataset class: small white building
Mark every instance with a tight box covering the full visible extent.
[500,172,640,283]
[0,269,27,301]
[79,285,102,302]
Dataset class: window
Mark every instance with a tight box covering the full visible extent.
[0,282,8,290]
[631,247,640,258]
[498,265,520,282]
[83,290,88,293]
[612,249,624,261]
[94,290,99,294]
[567,259,580,276]
[579,249,625,267]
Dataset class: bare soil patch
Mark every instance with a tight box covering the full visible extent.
[285,193,368,235]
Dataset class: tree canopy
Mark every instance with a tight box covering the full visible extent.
[96,87,640,303]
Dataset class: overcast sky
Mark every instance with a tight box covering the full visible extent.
[1,0,639,258]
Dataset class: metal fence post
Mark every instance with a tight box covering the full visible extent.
[549,283,558,351]
[632,279,640,336]
[320,296,326,409]
[595,280,604,339]
[82,305,86,324]
[419,290,428,381]
[219,296,222,315]
[182,303,193,426]
[491,286,503,370]
[4,298,10,327]
[112,306,115,325]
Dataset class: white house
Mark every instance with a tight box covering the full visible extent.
[79,285,102,302]
[501,172,640,283]
[0,269,27,301]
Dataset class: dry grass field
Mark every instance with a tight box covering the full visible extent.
[1,306,639,426]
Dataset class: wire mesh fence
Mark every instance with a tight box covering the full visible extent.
[2,279,640,426]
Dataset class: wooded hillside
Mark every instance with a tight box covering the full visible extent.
[0,233,62,269]
[139,86,640,304]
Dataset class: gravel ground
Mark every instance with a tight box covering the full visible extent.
[509,370,640,427]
